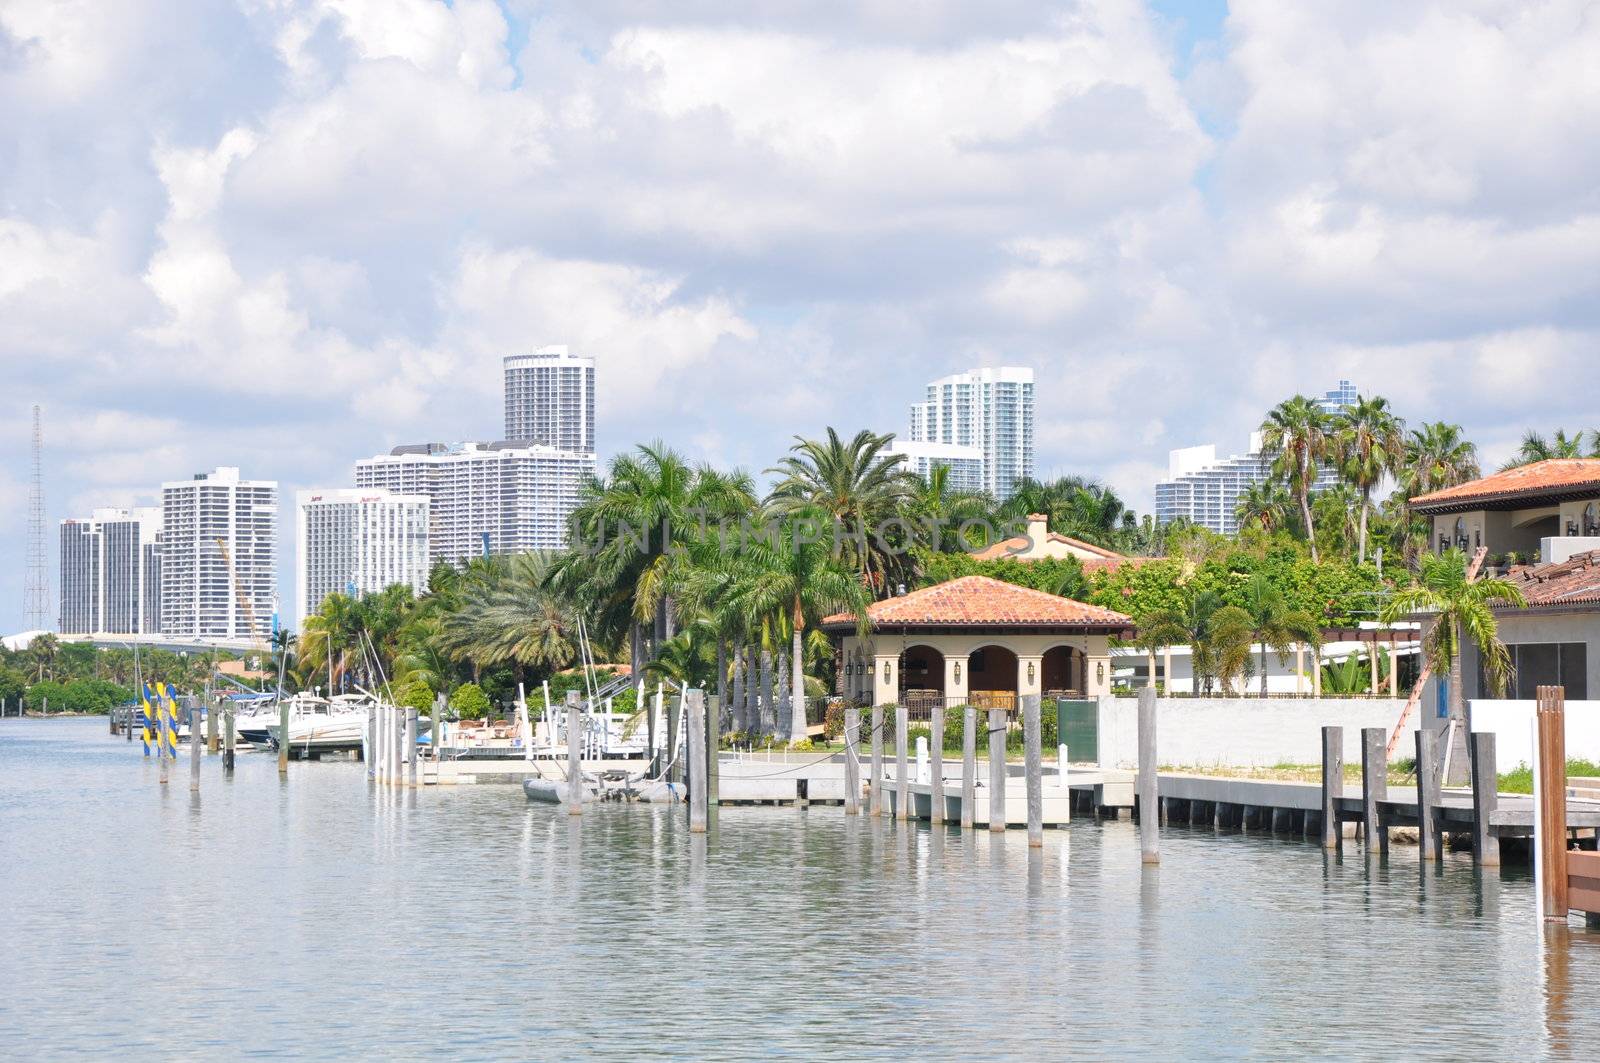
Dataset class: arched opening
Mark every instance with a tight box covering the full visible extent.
[1585,502,1598,536]
[1042,645,1082,698]
[901,644,945,712]
[1452,517,1468,548]
[967,645,1018,710]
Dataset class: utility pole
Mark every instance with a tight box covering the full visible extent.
[24,405,49,631]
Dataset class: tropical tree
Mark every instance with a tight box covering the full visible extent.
[1237,574,1321,696]
[1500,428,1589,470]
[905,462,996,553]
[1381,549,1526,784]
[1136,590,1225,694]
[767,427,912,594]
[1336,395,1406,564]
[1260,396,1334,562]
[1235,481,1294,535]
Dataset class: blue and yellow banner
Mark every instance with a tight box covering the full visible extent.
[139,683,154,757]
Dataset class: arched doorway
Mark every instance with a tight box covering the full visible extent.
[1042,645,1081,698]
[902,645,945,713]
[967,645,1018,710]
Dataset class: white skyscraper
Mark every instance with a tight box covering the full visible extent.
[58,507,163,635]
[504,346,596,452]
[296,488,430,618]
[1155,380,1358,534]
[354,442,595,566]
[160,467,277,642]
[907,366,1034,499]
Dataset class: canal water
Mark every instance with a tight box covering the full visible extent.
[2,718,1596,1060]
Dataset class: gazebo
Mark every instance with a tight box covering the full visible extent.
[822,575,1136,707]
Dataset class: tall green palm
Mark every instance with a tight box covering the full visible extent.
[767,427,912,594]
[1137,590,1224,694]
[1235,480,1294,535]
[906,463,996,553]
[728,507,873,742]
[1337,395,1406,564]
[298,592,365,690]
[1238,574,1321,696]
[1260,396,1334,562]
[1381,548,1526,784]
[1393,422,1481,559]
[1501,428,1587,470]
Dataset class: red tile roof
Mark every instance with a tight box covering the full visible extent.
[968,531,1124,561]
[1410,459,1600,511]
[1504,550,1600,608]
[821,575,1134,630]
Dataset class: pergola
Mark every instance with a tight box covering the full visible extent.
[822,575,1136,707]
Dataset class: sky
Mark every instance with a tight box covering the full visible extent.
[3,0,1599,632]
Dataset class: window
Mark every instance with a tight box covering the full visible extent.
[1481,642,1588,700]
[1586,503,1598,537]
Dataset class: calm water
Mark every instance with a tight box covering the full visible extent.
[2,718,1596,1060]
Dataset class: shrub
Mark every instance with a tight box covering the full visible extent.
[449,682,492,721]
[395,678,435,713]
[822,699,845,741]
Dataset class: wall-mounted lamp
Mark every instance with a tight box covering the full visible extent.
[1026,661,1036,685]
[1096,661,1105,684]
[884,660,893,683]
[845,662,853,677]
[953,661,962,684]
[869,660,876,677]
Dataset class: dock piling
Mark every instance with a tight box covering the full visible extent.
[566,691,583,815]
[1469,730,1499,867]
[206,691,218,754]
[278,698,289,775]
[189,706,202,792]
[869,704,884,817]
[223,706,235,773]
[706,693,719,808]
[1534,686,1569,921]
[1415,727,1440,862]
[1024,694,1043,848]
[930,703,945,826]
[844,704,860,815]
[1320,726,1342,850]
[406,708,418,788]
[1361,727,1386,855]
[961,706,976,829]
[895,703,910,821]
[1138,686,1159,864]
[987,707,1005,833]
[687,689,707,833]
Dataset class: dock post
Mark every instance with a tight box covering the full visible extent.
[895,703,910,821]
[844,704,861,815]
[223,706,235,773]
[706,693,720,809]
[206,690,218,754]
[987,707,1006,833]
[1138,686,1159,864]
[1415,727,1440,862]
[278,697,290,775]
[1469,730,1499,867]
[566,691,583,815]
[189,706,202,792]
[431,693,443,763]
[1361,726,1386,854]
[961,706,977,829]
[405,708,418,788]
[158,702,170,785]
[1024,694,1043,848]
[869,704,884,817]
[929,703,945,826]
[366,704,376,776]
[666,692,681,786]
[687,689,707,833]
[1535,686,1568,921]
[1320,726,1342,850]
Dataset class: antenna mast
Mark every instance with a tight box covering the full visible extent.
[24,405,49,631]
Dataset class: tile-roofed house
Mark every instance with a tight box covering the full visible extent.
[825,575,1134,707]
[1505,549,1600,608]
[1411,459,1600,512]
[1409,459,1600,566]
[967,514,1155,575]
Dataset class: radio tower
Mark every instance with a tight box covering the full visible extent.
[24,404,50,631]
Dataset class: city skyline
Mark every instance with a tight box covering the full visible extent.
[5,2,1599,631]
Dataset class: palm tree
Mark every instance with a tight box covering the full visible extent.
[1337,395,1406,564]
[1206,605,1256,695]
[1237,574,1320,696]
[1235,480,1293,535]
[297,592,364,691]
[1381,548,1526,784]
[1500,428,1587,470]
[1393,422,1481,560]
[767,427,912,594]
[1137,590,1225,694]
[905,463,996,553]
[1259,396,1334,562]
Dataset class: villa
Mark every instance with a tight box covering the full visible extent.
[968,513,1148,574]
[823,574,1135,708]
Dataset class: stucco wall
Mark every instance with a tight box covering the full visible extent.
[1453,610,1600,702]
[1096,696,1406,769]
[1464,700,1600,766]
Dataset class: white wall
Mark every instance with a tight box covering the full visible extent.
[1465,700,1600,768]
[1097,696,1406,769]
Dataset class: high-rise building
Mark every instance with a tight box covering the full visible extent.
[886,439,987,495]
[354,442,595,566]
[296,488,430,619]
[1154,380,1357,534]
[504,346,595,452]
[160,468,277,642]
[907,366,1034,500]
[57,507,163,635]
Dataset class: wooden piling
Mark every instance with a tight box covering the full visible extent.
[895,703,910,821]
[405,708,418,788]
[666,691,680,786]
[1535,686,1568,921]
[1137,686,1159,863]
[223,706,235,773]
[566,691,583,815]
[687,689,707,833]
[278,698,290,775]
[987,707,1005,833]
[206,689,219,754]
[706,693,720,808]
[869,704,884,817]
[930,703,945,826]
[367,704,377,777]
[1469,730,1499,867]
[1361,726,1386,855]
[1320,725,1342,850]
[1415,727,1440,862]
[961,706,977,829]
[189,706,202,792]
[844,704,861,816]
[1023,694,1042,848]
